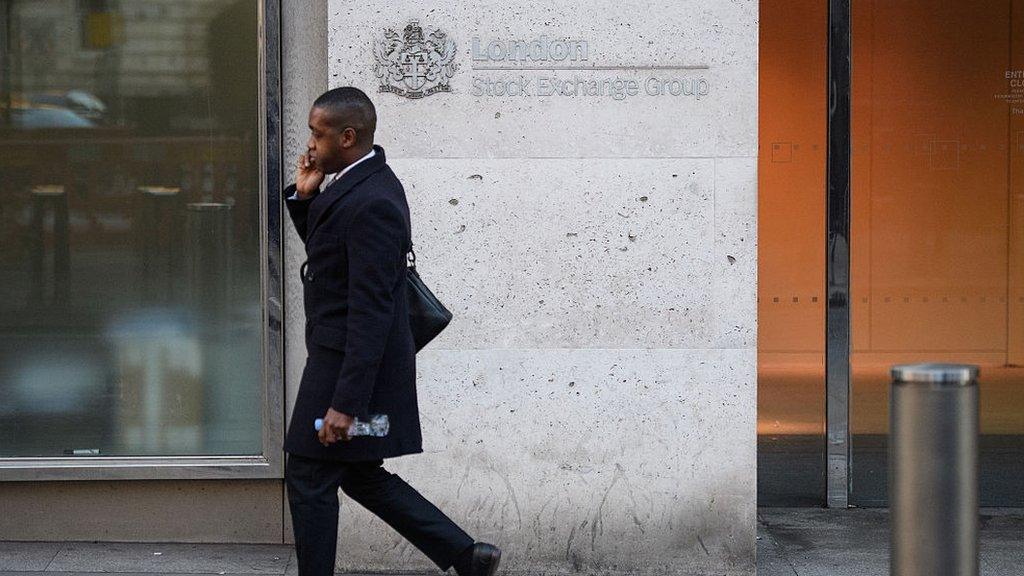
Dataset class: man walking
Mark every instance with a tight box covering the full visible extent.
[283,86,501,576]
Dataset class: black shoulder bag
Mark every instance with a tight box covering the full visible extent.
[405,243,452,352]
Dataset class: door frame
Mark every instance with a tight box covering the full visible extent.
[825,0,852,508]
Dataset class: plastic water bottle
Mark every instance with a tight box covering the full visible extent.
[314,414,390,437]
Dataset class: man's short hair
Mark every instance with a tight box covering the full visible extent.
[312,86,377,144]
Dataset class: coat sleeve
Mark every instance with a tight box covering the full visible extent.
[284,183,315,242]
[331,197,406,418]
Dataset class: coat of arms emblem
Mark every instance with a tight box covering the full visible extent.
[374,21,457,99]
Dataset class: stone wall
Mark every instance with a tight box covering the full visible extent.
[285,1,758,573]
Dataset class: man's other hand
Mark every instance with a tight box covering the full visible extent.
[318,407,354,446]
[295,153,325,199]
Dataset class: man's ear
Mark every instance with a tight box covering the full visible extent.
[339,127,358,149]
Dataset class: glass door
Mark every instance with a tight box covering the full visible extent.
[849,0,1024,506]
[757,0,828,506]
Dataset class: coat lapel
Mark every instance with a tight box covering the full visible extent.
[305,145,387,240]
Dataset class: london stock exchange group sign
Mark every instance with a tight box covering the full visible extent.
[373,21,712,101]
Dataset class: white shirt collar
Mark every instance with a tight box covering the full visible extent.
[328,148,376,185]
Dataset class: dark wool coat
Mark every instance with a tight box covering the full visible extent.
[283,145,422,461]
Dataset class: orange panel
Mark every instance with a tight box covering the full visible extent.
[850,0,1023,437]
[853,1,1011,357]
[757,0,826,439]
[1010,0,1024,365]
[757,0,826,357]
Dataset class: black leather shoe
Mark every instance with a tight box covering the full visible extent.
[466,542,501,576]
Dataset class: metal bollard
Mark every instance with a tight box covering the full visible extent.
[889,363,979,576]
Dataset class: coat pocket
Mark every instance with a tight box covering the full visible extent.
[304,232,347,289]
[309,323,347,351]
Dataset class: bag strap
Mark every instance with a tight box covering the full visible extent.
[402,200,416,270]
[407,242,417,270]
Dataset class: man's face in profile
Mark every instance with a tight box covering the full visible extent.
[306,106,344,174]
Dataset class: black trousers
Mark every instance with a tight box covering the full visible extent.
[285,453,474,576]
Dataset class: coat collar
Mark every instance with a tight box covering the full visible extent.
[306,144,387,239]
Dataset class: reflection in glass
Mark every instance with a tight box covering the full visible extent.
[0,0,262,457]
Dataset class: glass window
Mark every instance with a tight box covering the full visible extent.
[0,0,263,458]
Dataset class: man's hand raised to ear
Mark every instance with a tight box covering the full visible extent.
[295,153,325,200]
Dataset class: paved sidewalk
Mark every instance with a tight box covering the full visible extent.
[0,541,298,576]
[758,508,1023,576]
[1,508,1021,575]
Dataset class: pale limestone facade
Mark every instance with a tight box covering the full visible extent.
[283,1,759,574]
